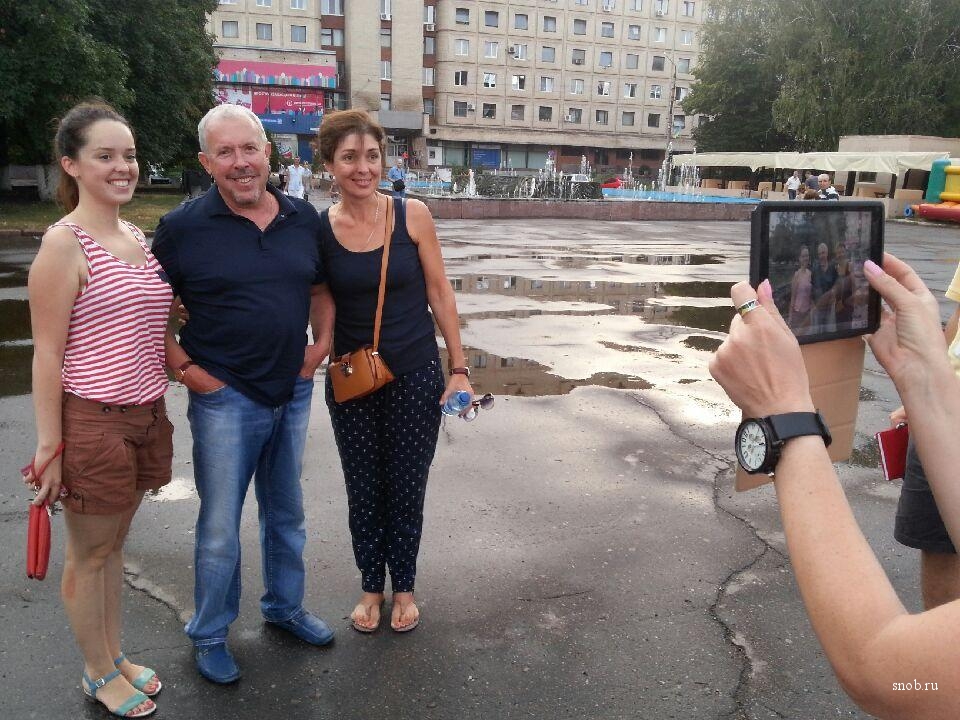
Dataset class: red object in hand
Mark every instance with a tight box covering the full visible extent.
[875,423,909,482]
[22,442,65,581]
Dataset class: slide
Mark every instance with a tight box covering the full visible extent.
[918,162,960,223]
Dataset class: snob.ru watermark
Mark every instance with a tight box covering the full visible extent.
[892,680,938,691]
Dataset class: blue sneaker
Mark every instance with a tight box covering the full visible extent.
[267,609,335,646]
[195,643,240,684]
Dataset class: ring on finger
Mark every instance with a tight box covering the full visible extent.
[735,299,760,317]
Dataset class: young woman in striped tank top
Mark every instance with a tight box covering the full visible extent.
[24,102,173,718]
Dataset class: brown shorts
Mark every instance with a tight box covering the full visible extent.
[61,393,174,515]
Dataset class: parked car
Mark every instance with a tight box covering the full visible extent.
[147,164,172,185]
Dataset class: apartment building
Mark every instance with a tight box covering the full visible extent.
[207,0,706,174]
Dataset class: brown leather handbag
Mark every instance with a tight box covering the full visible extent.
[329,197,396,403]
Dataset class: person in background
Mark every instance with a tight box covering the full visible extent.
[285,156,311,200]
[804,171,819,192]
[817,173,841,200]
[785,170,802,200]
[152,104,335,685]
[317,109,471,634]
[27,100,173,718]
[387,158,406,197]
[787,244,812,334]
[710,254,960,719]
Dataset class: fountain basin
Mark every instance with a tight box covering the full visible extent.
[601,189,758,204]
[419,196,757,221]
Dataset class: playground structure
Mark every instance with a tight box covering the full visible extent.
[915,159,960,223]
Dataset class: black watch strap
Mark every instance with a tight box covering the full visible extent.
[766,411,832,448]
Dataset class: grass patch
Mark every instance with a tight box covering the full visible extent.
[0,192,183,233]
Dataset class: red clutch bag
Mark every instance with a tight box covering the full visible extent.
[875,423,909,482]
[22,442,65,581]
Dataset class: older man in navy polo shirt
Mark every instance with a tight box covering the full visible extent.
[153,105,334,684]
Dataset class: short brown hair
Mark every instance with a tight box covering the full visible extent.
[317,110,386,164]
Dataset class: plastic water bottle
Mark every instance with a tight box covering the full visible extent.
[441,390,472,416]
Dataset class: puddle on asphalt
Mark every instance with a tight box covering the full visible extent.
[0,232,732,400]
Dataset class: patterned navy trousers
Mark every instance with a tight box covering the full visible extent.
[325,357,444,593]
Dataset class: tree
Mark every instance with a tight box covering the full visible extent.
[685,0,960,152]
[0,0,217,197]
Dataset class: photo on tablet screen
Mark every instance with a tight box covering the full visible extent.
[750,201,883,344]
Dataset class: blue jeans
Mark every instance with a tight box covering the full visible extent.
[184,377,314,645]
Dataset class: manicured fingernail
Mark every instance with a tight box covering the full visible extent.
[864,260,883,276]
[759,279,773,300]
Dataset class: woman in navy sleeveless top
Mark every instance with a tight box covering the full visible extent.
[317,110,473,634]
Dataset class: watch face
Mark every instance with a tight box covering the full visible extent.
[736,420,768,473]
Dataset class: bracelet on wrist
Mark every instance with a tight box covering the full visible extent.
[449,366,470,378]
[175,360,196,383]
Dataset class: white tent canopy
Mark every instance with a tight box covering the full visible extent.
[669,151,949,174]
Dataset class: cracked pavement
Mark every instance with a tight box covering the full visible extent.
[1,211,959,719]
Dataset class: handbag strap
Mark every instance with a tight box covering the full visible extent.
[371,195,393,351]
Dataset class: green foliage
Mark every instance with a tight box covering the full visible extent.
[685,0,960,151]
[0,0,217,167]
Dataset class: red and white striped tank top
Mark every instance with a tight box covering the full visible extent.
[54,221,173,405]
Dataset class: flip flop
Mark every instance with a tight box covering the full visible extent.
[350,599,384,633]
[391,601,420,633]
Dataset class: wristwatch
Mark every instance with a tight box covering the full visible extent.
[735,411,832,475]
[449,366,470,378]
[175,360,196,383]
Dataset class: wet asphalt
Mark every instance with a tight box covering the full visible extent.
[2,202,960,719]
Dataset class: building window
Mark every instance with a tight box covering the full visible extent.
[291,25,306,42]
[221,20,239,38]
[674,114,686,131]
[599,51,613,68]
[320,0,342,12]
[219,0,237,4]
[540,76,554,92]
[624,82,638,97]
[628,0,642,8]
[485,10,499,27]
[573,19,587,35]
[423,67,435,86]
[622,111,635,126]
[566,108,582,123]
[625,53,639,69]
[628,24,641,40]
[482,103,496,118]
[653,26,666,42]
[675,86,688,101]
[677,57,691,73]
[485,41,499,58]
[256,0,271,6]
[512,74,526,90]
[600,22,615,38]
[649,84,662,99]
[380,61,391,80]
[290,0,306,8]
[570,78,584,94]
[455,7,469,24]
[423,4,435,22]
[483,72,497,88]
[511,104,525,120]
[652,55,665,71]
[572,48,586,64]
[513,43,528,59]
[255,23,272,40]
[455,38,469,55]
[424,35,436,54]
[575,0,589,5]
[680,29,693,45]
[515,13,528,30]
[597,80,611,96]
[648,113,661,128]
[682,1,695,16]
[380,94,391,111]
[596,109,609,125]
[381,29,392,47]
[541,46,556,62]
[654,0,668,13]
[454,70,468,86]
[424,98,435,115]
[321,28,344,46]
[454,101,469,117]
[538,106,553,121]
[543,15,557,32]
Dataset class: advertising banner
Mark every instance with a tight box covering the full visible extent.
[214,59,336,88]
